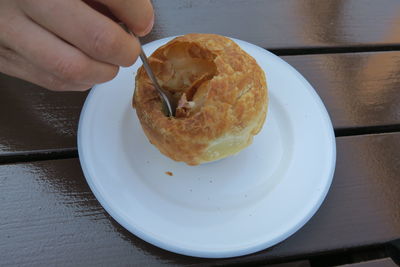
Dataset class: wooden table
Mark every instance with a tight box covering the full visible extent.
[1,1,400,266]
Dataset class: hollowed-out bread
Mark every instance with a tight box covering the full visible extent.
[133,34,268,165]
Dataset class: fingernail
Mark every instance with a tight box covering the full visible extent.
[140,12,154,36]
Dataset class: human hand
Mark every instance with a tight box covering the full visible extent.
[0,0,154,91]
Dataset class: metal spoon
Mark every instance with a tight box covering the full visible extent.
[119,23,175,116]
[137,45,176,117]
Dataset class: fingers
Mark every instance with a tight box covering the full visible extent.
[0,11,119,90]
[0,0,153,91]
[0,46,92,91]
[96,0,154,36]
[82,1,118,22]
[19,0,140,67]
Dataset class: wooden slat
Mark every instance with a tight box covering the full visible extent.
[0,74,86,154]
[2,51,400,154]
[1,133,399,266]
[264,260,310,267]
[282,51,400,130]
[145,0,400,49]
[339,258,398,267]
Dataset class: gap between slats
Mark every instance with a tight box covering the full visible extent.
[0,148,78,164]
[1,125,400,164]
[269,44,400,56]
[335,124,400,137]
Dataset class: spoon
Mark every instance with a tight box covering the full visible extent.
[137,45,176,117]
[119,23,175,116]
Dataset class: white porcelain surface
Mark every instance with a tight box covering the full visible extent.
[78,37,336,258]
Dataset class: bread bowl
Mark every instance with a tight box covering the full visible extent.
[133,34,268,165]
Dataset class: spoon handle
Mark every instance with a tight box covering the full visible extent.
[138,47,174,116]
[119,23,174,117]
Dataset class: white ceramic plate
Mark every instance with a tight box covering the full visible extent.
[78,37,336,258]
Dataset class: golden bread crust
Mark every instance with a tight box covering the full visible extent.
[133,34,268,165]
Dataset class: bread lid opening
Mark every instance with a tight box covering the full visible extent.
[150,41,217,118]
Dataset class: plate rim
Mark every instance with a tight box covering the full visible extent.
[78,36,336,258]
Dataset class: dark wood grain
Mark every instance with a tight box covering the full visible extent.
[265,260,310,267]
[0,73,86,154]
[145,0,400,50]
[282,51,400,130]
[3,50,400,154]
[1,133,399,266]
[339,258,398,267]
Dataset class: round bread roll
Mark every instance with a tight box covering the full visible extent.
[133,34,268,165]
